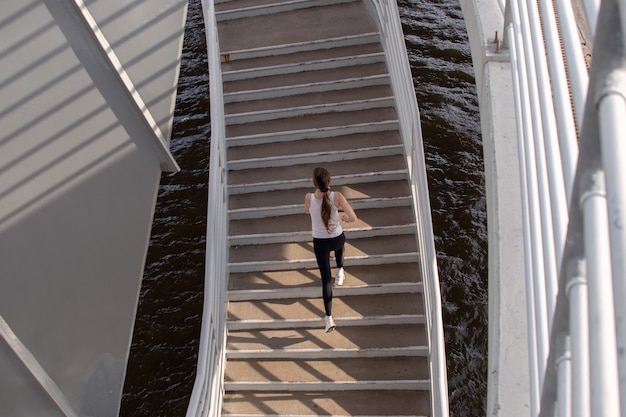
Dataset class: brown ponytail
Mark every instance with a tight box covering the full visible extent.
[313,167,333,233]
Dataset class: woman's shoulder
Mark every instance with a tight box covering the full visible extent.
[331,190,345,200]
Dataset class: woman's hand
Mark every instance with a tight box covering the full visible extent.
[336,192,357,223]
[341,213,355,222]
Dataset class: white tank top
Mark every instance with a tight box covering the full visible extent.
[309,191,343,239]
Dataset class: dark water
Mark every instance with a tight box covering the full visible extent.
[121,1,488,416]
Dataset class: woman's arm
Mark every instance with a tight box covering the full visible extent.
[304,193,311,214]
[335,192,357,222]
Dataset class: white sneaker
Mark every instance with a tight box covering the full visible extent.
[324,315,336,333]
[336,267,345,286]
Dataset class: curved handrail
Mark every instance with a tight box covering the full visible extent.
[186,1,228,416]
[365,2,450,416]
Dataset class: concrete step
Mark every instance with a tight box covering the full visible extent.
[225,103,397,137]
[228,168,408,194]
[227,154,406,185]
[230,224,417,246]
[217,1,377,53]
[228,179,410,209]
[228,234,419,263]
[228,252,421,274]
[227,263,422,291]
[215,0,359,21]
[221,390,431,416]
[226,106,398,137]
[227,292,424,322]
[221,39,382,74]
[224,356,429,383]
[227,128,400,160]
[220,32,381,67]
[228,281,422,302]
[224,74,389,105]
[227,313,425,331]
[225,323,427,352]
[222,51,386,82]
[229,195,413,219]
[225,84,393,115]
[223,61,388,94]
[227,346,428,360]
[224,95,394,127]
[226,120,400,148]
[229,205,415,238]
[228,143,403,171]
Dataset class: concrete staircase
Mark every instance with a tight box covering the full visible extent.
[215,0,431,415]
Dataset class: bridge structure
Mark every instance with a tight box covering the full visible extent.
[1,0,625,417]
[462,0,626,415]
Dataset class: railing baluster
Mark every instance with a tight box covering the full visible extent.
[507,0,625,413]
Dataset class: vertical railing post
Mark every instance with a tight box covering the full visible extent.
[556,334,571,417]
[566,258,590,417]
[596,17,626,411]
[580,169,620,417]
[601,91,626,417]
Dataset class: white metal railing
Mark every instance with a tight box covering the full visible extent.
[186,1,229,416]
[504,0,626,413]
[366,2,449,416]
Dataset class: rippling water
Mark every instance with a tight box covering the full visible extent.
[121,1,487,416]
[397,1,488,415]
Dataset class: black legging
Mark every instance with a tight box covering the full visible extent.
[313,232,346,316]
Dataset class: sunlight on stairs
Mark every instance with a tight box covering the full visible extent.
[215,0,432,415]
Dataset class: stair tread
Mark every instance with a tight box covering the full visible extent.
[228,263,422,290]
[229,234,419,264]
[229,181,409,209]
[227,293,424,322]
[227,130,401,160]
[225,85,393,116]
[227,107,397,137]
[222,42,383,72]
[224,61,388,93]
[229,205,415,235]
[227,155,406,185]
[224,356,429,383]
[222,390,431,416]
[217,2,378,58]
[226,323,427,351]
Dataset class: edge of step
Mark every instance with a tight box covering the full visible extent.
[226,313,426,330]
[222,52,385,81]
[224,74,389,103]
[225,97,394,125]
[226,346,428,359]
[228,281,423,301]
[229,196,412,219]
[216,0,359,22]
[228,252,420,273]
[224,379,431,391]
[229,224,416,245]
[223,415,427,417]
[227,120,400,147]
[220,31,380,60]
[228,170,408,194]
